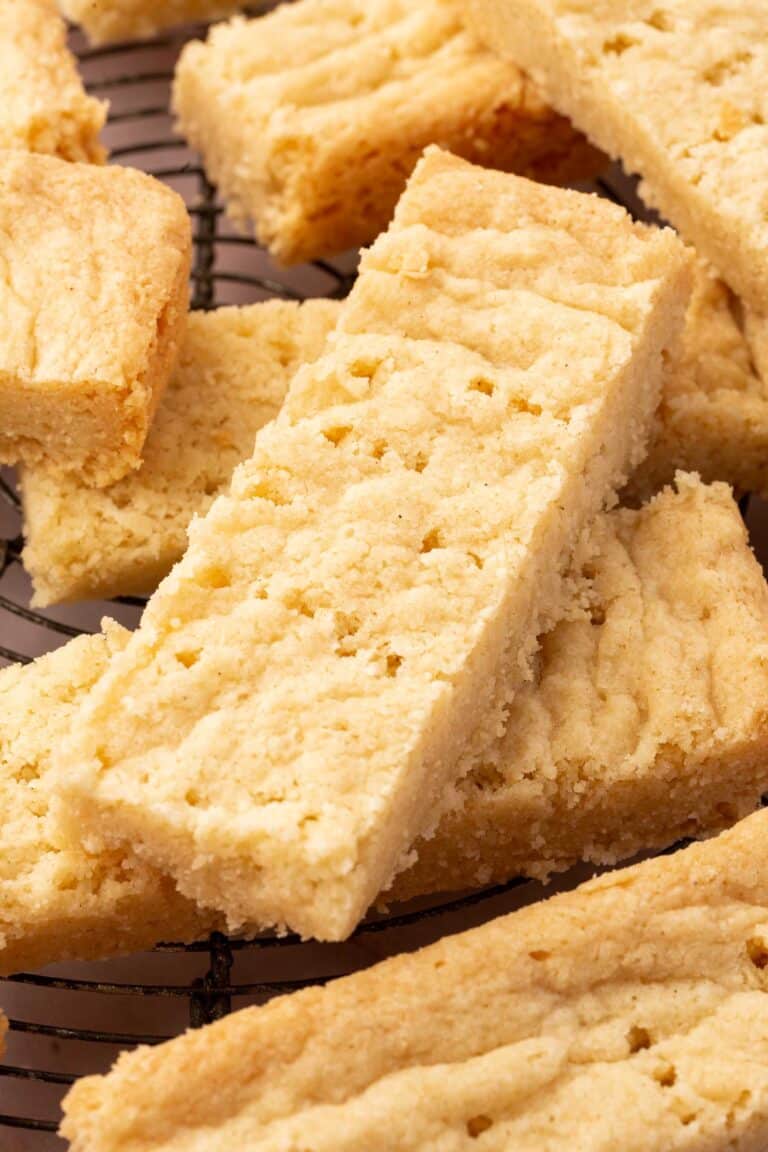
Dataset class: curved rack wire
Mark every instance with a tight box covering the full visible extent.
[0,16,755,1147]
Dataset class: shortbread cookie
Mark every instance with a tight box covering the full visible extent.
[60,0,243,44]
[61,808,768,1152]
[21,299,338,605]
[470,0,768,311]
[2,0,106,161]
[393,476,768,900]
[0,150,191,486]
[173,0,604,264]
[0,627,217,976]
[631,259,768,498]
[56,149,690,941]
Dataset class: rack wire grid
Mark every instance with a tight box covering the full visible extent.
[0,13,765,1149]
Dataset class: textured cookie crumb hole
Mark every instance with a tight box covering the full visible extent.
[589,604,606,626]
[468,551,484,570]
[468,376,495,397]
[349,357,381,381]
[335,611,361,657]
[371,439,388,460]
[602,33,638,55]
[14,762,39,784]
[421,528,443,553]
[322,425,351,446]
[627,1025,652,1053]
[284,590,315,617]
[747,936,768,968]
[385,653,402,677]
[247,478,291,505]
[703,52,753,86]
[466,1115,493,1139]
[654,1063,677,1087]
[411,451,428,473]
[185,789,201,807]
[715,801,737,822]
[646,9,673,30]
[175,650,200,669]
[197,565,230,590]
[529,949,550,961]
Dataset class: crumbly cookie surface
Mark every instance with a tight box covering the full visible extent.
[61,809,768,1152]
[470,0,768,311]
[0,628,217,976]
[633,259,768,497]
[60,0,244,44]
[0,150,191,485]
[173,0,603,263]
[2,0,106,161]
[393,476,768,899]
[21,299,338,604]
[54,150,689,941]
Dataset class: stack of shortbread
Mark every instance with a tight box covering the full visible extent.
[2,1,768,1146]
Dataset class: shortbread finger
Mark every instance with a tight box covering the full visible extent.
[0,627,218,976]
[393,475,768,900]
[173,0,603,264]
[55,149,690,942]
[2,0,106,161]
[0,150,190,486]
[470,0,768,311]
[62,808,768,1152]
[60,0,243,44]
[21,300,338,605]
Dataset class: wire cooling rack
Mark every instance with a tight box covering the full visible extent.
[0,14,763,1149]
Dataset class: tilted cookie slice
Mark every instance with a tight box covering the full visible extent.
[2,0,106,161]
[470,0,768,311]
[59,0,243,44]
[61,808,768,1152]
[173,0,603,264]
[392,475,768,900]
[0,150,190,486]
[0,626,218,976]
[55,149,690,941]
[21,299,338,605]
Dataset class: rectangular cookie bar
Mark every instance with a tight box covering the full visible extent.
[61,807,768,1152]
[2,0,106,161]
[21,299,339,605]
[631,258,768,498]
[60,0,244,44]
[392,475,768,900]
[0,627,218,976]
[172,0,604,264]
[55,149,690,941]
[469,0,768,311]
[0,150,191,486]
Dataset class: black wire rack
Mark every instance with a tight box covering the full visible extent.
[0,14,761,1148]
